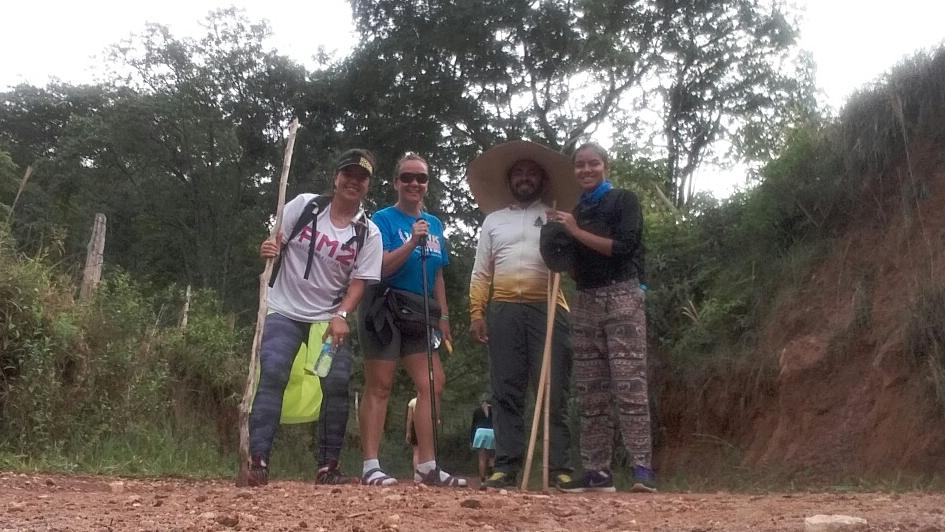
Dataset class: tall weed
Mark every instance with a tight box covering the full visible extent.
[907,284,945,413]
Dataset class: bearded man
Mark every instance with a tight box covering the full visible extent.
[466,141,579,489]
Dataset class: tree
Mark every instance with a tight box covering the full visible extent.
[93,9,313,309]
[0,10,315,311]
[348,0,659,148]
[335,0,664,249]
[655,0,815,208]
[0,151,18,219]
[343,0,813,212]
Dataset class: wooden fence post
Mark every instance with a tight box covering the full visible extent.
[79,213,106,302]
[179,284,192,329]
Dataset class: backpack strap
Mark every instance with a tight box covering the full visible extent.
[302,195,334,281]
[269,195,333,288]
[341,210,369,265]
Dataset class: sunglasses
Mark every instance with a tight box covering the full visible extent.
[398,172,429,184]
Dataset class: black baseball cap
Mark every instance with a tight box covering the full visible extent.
[540,221,576,273]
[335,149,376,177]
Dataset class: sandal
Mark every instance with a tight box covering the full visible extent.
[361,467,398,486]
[414,467,468,488]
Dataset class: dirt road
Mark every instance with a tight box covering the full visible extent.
[1,472,941,531]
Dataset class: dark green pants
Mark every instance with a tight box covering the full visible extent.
[487,301,573,475]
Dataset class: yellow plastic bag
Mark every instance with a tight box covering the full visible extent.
[279,321,327,424]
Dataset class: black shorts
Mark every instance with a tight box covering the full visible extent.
[358,315,434,360]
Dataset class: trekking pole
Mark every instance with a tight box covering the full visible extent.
[418,232,441,484]
[236,118,299,486]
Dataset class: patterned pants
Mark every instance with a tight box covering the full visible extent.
[571,279,651,471]
[249,312,352,466]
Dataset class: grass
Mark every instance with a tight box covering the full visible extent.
[3,418,945,494]
[0,422,234,478]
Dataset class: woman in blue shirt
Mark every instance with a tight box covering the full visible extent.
[357,153,464,487]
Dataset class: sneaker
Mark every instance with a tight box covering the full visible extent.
[316,461,354,485]
[630,465,658,493]
[483,471,517,489]
[557,470,616,493]
[248,456,269,487]
[552,472,574,490]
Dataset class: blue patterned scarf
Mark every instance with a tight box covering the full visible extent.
[579,180,613,207]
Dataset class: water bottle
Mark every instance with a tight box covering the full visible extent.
[314,341,334,378]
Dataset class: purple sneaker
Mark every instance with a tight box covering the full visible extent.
[631,465,658,493]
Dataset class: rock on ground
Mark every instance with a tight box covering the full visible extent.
[804,514,869,531]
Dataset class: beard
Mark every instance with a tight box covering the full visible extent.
[511,181,542,203]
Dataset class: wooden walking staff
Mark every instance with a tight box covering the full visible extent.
[521,199,563,491]
[236,118,300,486]
[543,273,559,488]
[520,271,561,490]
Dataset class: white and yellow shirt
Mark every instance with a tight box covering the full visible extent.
[469,200,568,321]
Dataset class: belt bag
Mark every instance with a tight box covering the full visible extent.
[386,288,441,337]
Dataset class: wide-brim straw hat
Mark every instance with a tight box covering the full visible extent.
[466,140,581,214]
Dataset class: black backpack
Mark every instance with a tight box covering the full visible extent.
[269,195,369,287]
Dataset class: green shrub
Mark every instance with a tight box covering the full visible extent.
[0,224,251,469]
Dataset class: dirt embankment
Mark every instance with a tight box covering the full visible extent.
[658,146,945,479]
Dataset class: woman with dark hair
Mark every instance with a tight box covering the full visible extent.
[357,153,465,487]
[250,149,383,487]
[546,142,656,494]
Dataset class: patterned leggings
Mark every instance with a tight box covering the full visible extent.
[571,279,651,471]
[249,312,352,466]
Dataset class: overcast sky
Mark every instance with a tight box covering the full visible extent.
[2,1,943,193]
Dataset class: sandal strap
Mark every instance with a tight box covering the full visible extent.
[361,467,395,486]
[442,474,467,487]
[415,468,467,488]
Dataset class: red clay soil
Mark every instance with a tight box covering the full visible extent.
[658,146,945,479]
[2,472,945,531]
[746,151,945,475]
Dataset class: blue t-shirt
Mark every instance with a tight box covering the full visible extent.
[372,206,449,294]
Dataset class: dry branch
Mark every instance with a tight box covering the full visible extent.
[236,118,300,486]
[6,165,33,224]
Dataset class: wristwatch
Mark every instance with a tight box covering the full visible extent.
[333,311,348,321]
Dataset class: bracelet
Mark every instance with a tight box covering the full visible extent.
[439,314,449,321]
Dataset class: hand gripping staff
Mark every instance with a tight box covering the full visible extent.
[236,118,300,486]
